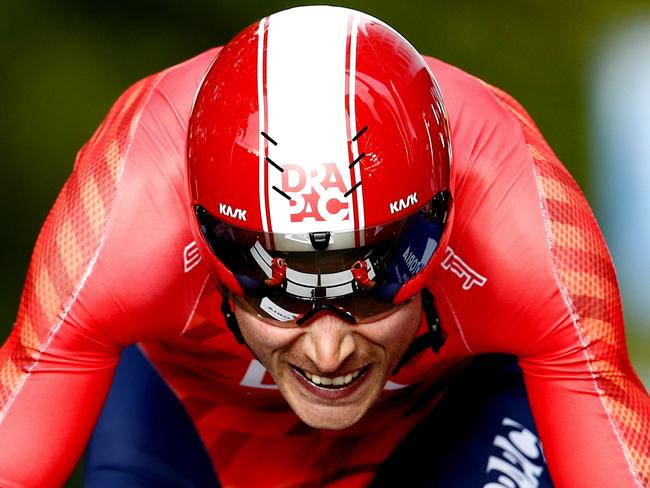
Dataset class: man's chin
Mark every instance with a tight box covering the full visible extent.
[290,401,372,430]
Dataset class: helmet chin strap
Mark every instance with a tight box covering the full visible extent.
[391,288,446,376]
[219,288,446,374]
[220,291,246,344]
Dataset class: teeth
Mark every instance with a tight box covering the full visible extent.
[303,368,363,387]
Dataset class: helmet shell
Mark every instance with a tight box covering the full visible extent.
[188,6,451,243]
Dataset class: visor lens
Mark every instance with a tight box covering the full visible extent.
[196,191,449,324]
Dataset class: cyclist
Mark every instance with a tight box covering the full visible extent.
[0,6,648,487]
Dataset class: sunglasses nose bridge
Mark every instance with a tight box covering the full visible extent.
[295,301,357,326]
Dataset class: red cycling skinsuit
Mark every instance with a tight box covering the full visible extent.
[0,47,648,487]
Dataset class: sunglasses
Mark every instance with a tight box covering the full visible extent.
[195,190,450,326]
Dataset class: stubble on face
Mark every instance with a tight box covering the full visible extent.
[235,295,422,430]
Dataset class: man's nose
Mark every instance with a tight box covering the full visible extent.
[302,314,356,373]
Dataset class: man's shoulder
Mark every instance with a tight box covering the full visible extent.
[422,55,530,135]
[39,48,223,344]
[421,53,556,188]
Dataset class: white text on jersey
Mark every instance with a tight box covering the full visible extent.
[183,241,202,273]
[441,246,487,290]
[483,417,546,488]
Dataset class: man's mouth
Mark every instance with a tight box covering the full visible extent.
[292,365,369,389]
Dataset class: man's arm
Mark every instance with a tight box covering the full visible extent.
[0,75,157,486]
[490,84,650,488]
[425,55,648,487]
[0,47,218,486]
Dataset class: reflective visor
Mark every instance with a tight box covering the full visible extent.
[195,192,449,324]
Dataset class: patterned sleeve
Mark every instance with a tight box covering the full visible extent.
[0,75,160,487]
[488,84,650,488]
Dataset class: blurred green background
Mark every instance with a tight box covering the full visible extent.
[1,1,648,485]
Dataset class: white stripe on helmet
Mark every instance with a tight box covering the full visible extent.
[257,17,270,236]
[262,6,358,247]
[348,11,365,245]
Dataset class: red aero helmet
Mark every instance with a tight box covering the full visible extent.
[188,6,453,324]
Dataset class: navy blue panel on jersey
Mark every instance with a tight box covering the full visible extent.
[83,346,221,488]
[371,354,554,487]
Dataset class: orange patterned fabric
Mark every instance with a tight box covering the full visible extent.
[0,75,157,419]
[487,84,650,487]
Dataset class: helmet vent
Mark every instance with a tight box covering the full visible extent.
[343,181,362,198]
[261,131,278,146]
[265,156,284,172]
[352,125,368,141]
[348,152,366,169]
[272,185,292,201]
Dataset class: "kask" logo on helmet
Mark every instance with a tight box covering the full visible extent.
[282,162,350,223]
[219,203,247,221]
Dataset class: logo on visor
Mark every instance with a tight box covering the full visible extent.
[282,163,350,223]
[402,246,426,275]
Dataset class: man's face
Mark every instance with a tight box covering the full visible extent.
[234,295,422,430]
